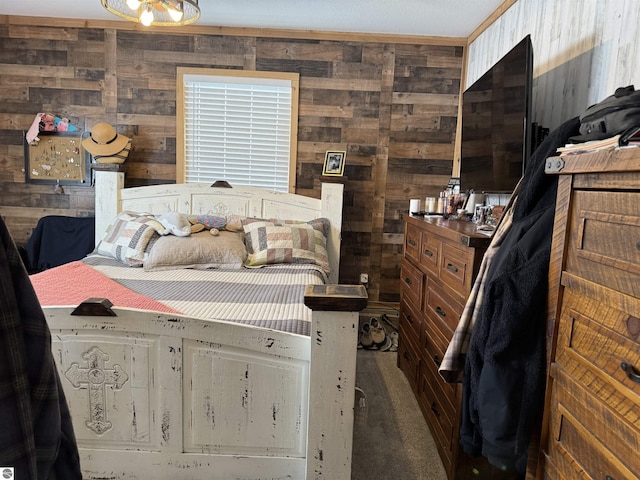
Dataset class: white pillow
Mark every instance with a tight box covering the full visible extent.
[157,211,191,236]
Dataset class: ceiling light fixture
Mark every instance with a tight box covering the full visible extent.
[102,0,200,27]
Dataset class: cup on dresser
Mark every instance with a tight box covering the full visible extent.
[425,197,437,213]
[409,198,420,215]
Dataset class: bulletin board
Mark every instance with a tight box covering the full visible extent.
[24,131,91,185]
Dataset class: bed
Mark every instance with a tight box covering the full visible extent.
[33,169,367,480]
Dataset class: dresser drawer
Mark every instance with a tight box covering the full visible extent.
[566,189,640,298]
[421,314,449,372]
[555,289,640,424]
[420,327,461,419]
[404,222,422,264]
[417,367,455,470]
[424,280,463,336]
[440,242,472,301]
[419,231,441,275]
[419,361,456,428]
[399,295,423,347]
[400,258,423,310]
[397,330,421,392]
[548,363,640,479]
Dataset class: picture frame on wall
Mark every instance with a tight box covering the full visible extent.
[24,131,91,186]
[322,150,346,176]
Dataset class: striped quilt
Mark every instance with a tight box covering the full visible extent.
[80,254,326,336]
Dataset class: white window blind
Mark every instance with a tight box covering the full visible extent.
[181,72,296,192]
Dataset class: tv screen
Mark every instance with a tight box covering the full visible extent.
[460,35,533,194]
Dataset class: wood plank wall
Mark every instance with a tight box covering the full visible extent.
[0,16,463,302]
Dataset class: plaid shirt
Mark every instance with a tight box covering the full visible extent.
[0,218,81,479]
[438,193,517,383]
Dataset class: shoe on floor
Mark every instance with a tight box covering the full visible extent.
[388,331,399,352]
[360,322,375,349]
[369,317,387,346]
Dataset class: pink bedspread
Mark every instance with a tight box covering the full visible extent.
[30,261,180,314]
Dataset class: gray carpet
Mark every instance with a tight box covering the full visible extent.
[351,349,448,480]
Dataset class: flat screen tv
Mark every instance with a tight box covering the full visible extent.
[460,35,533,194]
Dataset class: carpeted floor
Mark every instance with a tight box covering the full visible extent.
[351,349,448,480]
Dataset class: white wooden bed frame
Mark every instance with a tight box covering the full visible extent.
[42,170,366,479]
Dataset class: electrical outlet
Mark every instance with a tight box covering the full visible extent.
[360,273,368,284]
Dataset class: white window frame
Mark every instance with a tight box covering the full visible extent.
[177,67,299,192]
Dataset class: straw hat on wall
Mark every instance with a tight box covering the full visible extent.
[82,122,131,164]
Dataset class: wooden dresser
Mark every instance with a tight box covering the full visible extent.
[534,148,640,479]
[399,214,501,479]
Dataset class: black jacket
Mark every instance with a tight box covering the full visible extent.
[459,117,581,474]
[0,217,82,479]
[25,215,94,273]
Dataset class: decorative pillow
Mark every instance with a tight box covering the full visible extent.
[96,211,165,266]
[144,230,247,271]
[242,217,330,274]
[157,211,191,237]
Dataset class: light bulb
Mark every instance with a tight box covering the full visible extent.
[140,4,154,26]
[126,0,142,10]
[168,3,183,22]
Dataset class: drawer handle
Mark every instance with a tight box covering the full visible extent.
[446,263,458,273]
[423,249,433,257]
[404,352,410,361]
[621,362,640,384]
[606,476,614,480]
[404,277,412,286]
[430,401,440,417]
[408,239,417,247]
[435,306,446,318]
[406,314,414,324]
[433,355,441,367]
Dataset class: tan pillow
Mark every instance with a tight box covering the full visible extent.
[144,230,247,271]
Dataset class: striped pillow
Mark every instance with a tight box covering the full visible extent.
[96,211,165,266]
[242,218,330,274]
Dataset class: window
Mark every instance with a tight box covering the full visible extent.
[177,68,299,192]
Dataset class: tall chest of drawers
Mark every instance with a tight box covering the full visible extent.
[535,149,640,479]
[400,215,495,479]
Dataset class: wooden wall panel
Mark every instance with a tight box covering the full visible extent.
[0,17,464,302]
[383,45,463,300]
[467,0,640,131]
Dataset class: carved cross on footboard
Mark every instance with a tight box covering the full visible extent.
[65,346,129,435]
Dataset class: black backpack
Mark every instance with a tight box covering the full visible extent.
[570,85,640,143]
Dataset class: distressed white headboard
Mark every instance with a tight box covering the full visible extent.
[93,171,344,283]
